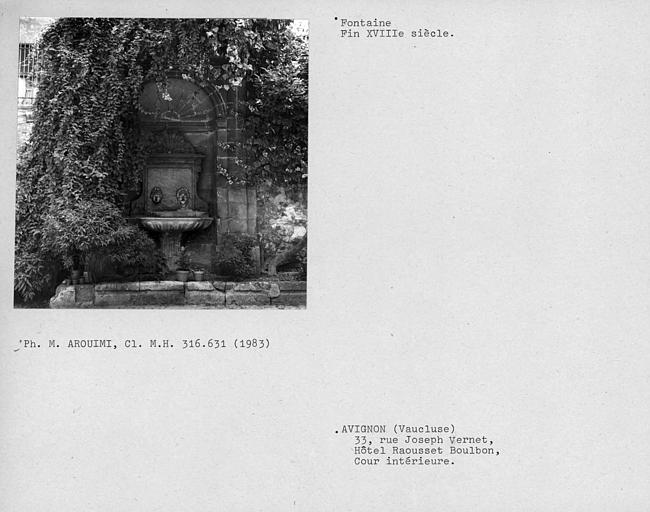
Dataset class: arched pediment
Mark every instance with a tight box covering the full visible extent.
[138,78,224,130]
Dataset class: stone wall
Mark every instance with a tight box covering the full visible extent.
[49,280,306,308]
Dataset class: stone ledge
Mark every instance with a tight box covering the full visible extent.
[227,281,272,292]
[271,292,307,307]
[225,291,271,307]
[49,285,76,308]
[95,282,140,291]
[186,290,225,306]
[95,290,185,307]
[75,284,96,303]
[49,280,307,308]
[279,281,307,292]
[140,281,185,291]
[186,281,216,291]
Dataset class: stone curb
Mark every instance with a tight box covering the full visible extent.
[49,280,307,308]
[279,281,307,292]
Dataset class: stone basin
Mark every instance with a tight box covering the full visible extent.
[134,210,213,270]
[138,217,213,232]
[151,209,208,218]
[137,212,213,232]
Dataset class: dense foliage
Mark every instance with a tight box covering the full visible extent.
[213,233,258,278]
[15,18,308,302]
[41,199,142,269]
[219,27,308,186]
[257,185,307,275]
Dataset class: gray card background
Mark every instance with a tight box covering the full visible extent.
[1,1,650,510]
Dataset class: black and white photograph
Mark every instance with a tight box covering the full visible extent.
[3,2,650,511]
[15,17,308,308]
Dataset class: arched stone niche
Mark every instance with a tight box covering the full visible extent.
[132,76,257,269]
[138,77,224,204]
[138,77,225,130]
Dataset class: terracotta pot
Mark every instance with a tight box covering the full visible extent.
[70,269,82,280]
[176,270,191,282]
[193,271,205,281]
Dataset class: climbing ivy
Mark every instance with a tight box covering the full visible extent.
[219,25,308,186]
[15,18,308,302]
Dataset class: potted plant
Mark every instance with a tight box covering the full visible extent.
[175,247,191,282]
[192,266,206,281]
[70,267,82,284]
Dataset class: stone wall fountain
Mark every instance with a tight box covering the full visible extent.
[130,130,213,270]
[125,76,257,272]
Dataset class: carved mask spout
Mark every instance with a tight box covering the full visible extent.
[176,187,190,209]
[150,186,163,205]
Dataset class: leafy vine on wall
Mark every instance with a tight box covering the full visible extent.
[15,18,308,302]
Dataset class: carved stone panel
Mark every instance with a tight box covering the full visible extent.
[147,167,193,212]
